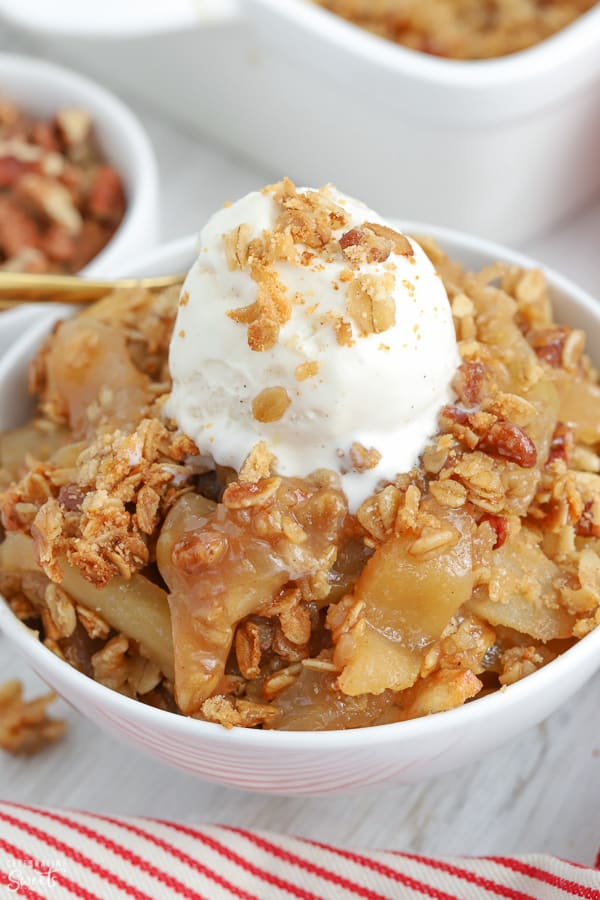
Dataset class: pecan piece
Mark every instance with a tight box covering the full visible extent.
[441,405,469,426]
[87,165,126,225]
[0,196,41,256]
[453,361,488,407]
[364,222,413,256]
[30,121,59,153]
[480,513,508,549]
[339,228,363,251]
[339,225,393,265]
[70,220,111,271]
[43,224,77,263]
[528,327,569,368]
[547,422,573,466]
[575,501,600,539]
[57,483,84,512]
[478,421,537,468]
[0,155,28,187]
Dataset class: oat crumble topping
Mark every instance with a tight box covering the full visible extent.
[252,386,292,423]
[223,180,414,352]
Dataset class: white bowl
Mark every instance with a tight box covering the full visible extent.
[0,53,160,355]
[4,3,599,243]
[1,226,599,796]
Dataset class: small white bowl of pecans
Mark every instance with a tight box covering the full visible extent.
[0,53,159,349]
[0,218,599,794]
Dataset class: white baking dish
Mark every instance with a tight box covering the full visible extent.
[2,0,600,242]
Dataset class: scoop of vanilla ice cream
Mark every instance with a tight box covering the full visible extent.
[166,182,460,509]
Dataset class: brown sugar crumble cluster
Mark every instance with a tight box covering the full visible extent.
[224,179,405,369]
[315,0,597,60]
[0,97,126,275]
[1,238,599,734]
[223,179,414,427]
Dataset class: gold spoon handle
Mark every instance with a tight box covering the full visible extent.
[0,272,185,305]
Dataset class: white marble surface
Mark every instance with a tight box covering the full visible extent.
[0,32,599,866]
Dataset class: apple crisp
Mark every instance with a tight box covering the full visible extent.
[0,243,599,731]
[314,0,597,60]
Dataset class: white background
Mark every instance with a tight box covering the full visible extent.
[0,25,599,865]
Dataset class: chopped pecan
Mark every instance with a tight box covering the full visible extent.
[339,227,363,251]
[480,513,508,549]
[87,165,126,225]
[441,405,469,426]
[0,101,126,275]
[453,361,488,407]
[528,327,569,368]
[30,121,59,153]
[43,224,77,262]
[339,225,391,264]
[364,222,413,256]
[271,177,349,250]
[478,421,537,468]
[18,173,82,234]
[547,422,573,466]
[57,483,84,512]
[69,220,112,271]
[0,195,41,256]
[0,155,28,187]
[575,501,600,539]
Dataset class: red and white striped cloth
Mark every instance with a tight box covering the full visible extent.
[0,801,597,900]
